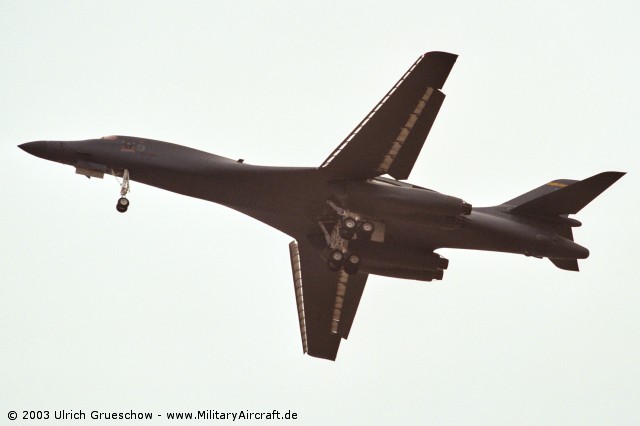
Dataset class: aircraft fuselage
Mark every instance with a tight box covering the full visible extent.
[18,51,624,360]
[20,137,589,270]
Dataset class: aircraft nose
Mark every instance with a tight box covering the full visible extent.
[19,141,50,158]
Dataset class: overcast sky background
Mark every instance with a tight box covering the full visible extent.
[1,1,639,424]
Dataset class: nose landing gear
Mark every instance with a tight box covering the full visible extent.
[114,169,130,213]
[116,197,129,213]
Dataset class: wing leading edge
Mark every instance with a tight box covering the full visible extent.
[321,51,457,180]
[289,240,368,361]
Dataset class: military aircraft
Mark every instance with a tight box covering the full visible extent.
[19,52,624,361]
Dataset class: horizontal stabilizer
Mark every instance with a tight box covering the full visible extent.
[509,172,625,216]
[549,258,579,271]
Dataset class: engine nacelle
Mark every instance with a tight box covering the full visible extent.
[363,265,444,282]
[349,240,448,274]
[333,180,471,220]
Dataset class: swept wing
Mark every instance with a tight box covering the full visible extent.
[321,52,457,180]
[289,239,368,360]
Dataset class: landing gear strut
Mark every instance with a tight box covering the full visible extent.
[115,169,130,213]
[321,201,379,274]
[323,216,369,274]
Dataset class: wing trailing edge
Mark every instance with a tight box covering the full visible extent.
[289,241,309,354]
[288,240,368,361]
[321,52,457,180]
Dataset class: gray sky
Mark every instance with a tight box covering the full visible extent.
[2,1,639,424]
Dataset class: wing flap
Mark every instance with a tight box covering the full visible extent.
[335,270,367,339]
[288,239,368,361]
[321,52,456,180]
[289,241,308,354]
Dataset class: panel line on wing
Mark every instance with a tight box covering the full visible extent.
[289,241,309,354]
[376,86,434,174]
[320,55,425,169]
[330,271,349,334]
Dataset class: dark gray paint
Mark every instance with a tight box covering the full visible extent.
[19,52,624,361]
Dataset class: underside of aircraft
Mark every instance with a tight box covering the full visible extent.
[20,52,624,360]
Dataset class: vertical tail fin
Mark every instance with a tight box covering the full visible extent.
[503,172,625,271]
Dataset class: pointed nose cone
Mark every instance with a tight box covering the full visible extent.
[19,141,50,159]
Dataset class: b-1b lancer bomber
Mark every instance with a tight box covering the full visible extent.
[20,52,624,360]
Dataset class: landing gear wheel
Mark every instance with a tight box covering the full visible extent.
[327,249,344,271]
[357,221,374,239]
[116,197,129,213]
[344,253,361,275]
[339,217,357,240]
[114,169,131,213]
